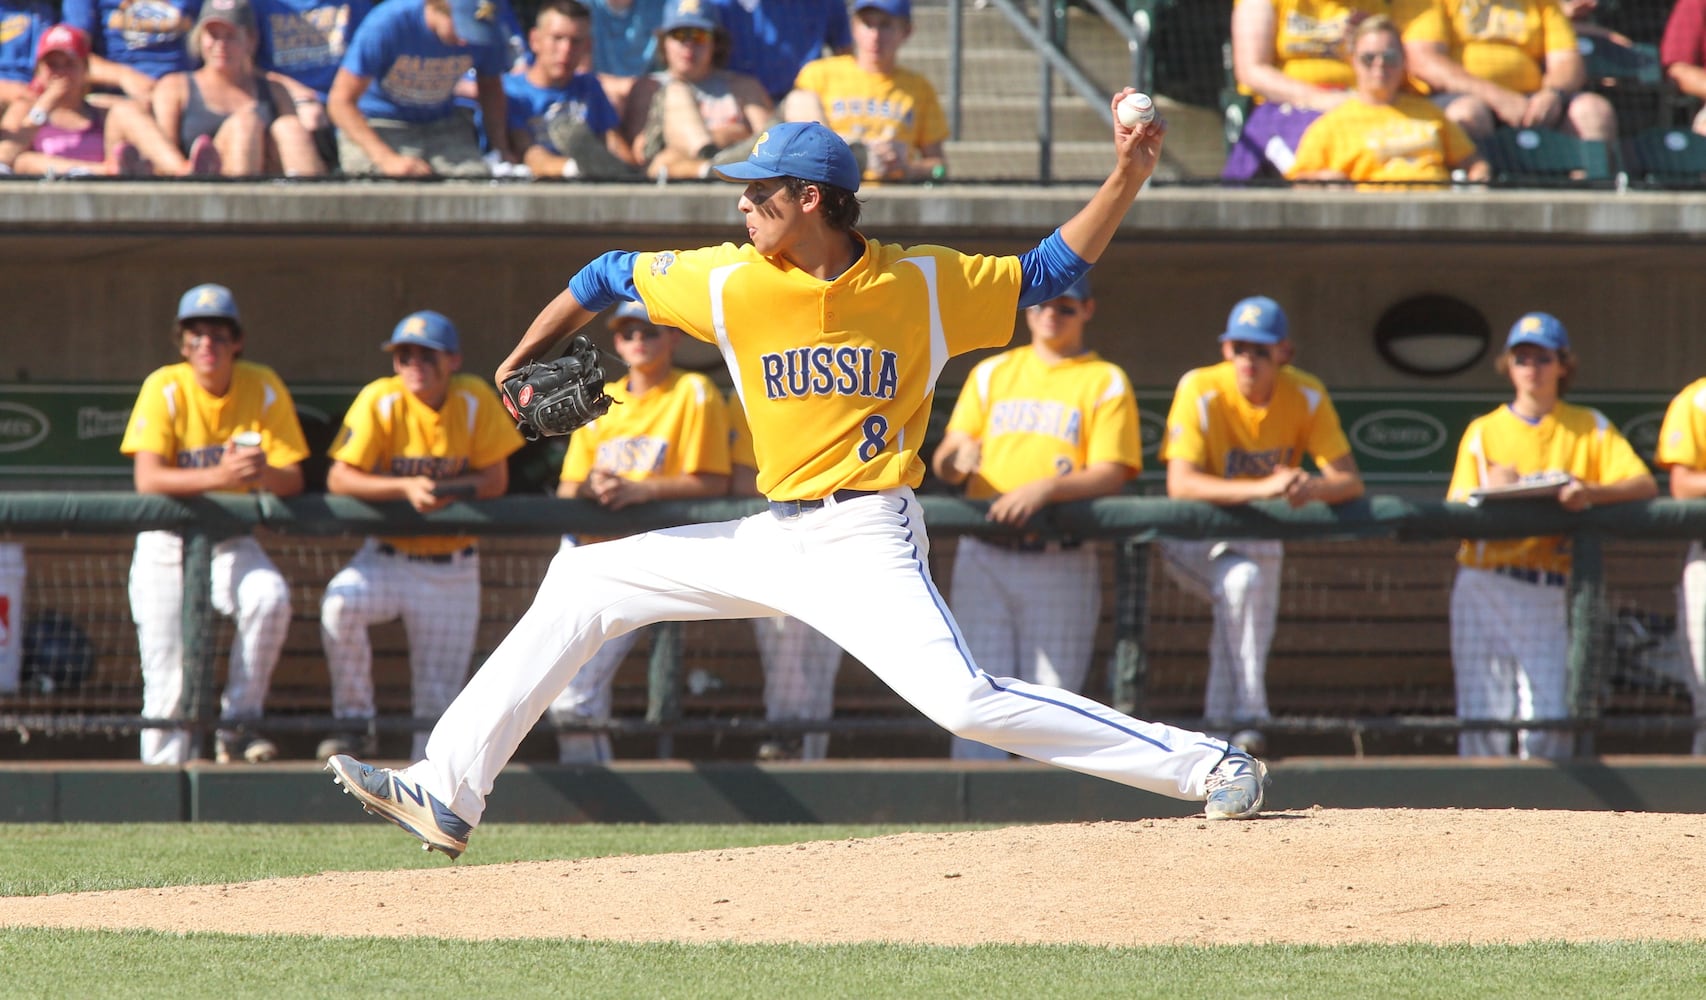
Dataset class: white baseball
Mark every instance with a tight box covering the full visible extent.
[1116,92,1155,128]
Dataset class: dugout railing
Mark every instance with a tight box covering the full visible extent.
[2,492,1703,759]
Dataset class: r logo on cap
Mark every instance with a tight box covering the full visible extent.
[1236,303,1265,328]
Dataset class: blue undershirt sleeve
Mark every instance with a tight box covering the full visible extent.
[566,251,641,314]
[1016,229,1092,309]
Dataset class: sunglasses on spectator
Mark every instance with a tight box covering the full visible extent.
[667,28,711,44]
[1033,301,1081,316]
[615,324,663,341]
[1228,341,1273,360]
[392,345,444,366]
[1509,351,1557,367]
[1356,49,1402,67]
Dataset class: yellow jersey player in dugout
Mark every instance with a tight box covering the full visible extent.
[328,106,1273,861]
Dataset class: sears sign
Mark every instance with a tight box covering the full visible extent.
[0,403,49,454]
[1348,408,1450,463]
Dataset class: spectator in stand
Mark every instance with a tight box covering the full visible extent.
[931,274,1143,760]
[505,0,641,180]
[587,0,664,78]
[549,300,730,763]
[2,0,157,109]
[1446,313,1654,759]
[707,0,848,104]
[1158,296,1365,756]
[1223,0,1385,181]
[727,394,846,761]
[1289,15,1488,186]
[318,311,524,763]
[1661,0,1706,136]
[620,0,771,180]
[62,0,204,85]
[120,283,310,766]
[0,24,218,176]
[1394,0,1616,162]
[1656,371,1706,756]
[327,0,512,177]
[151,0,326,175]
[249,0,375,164]
[781,0,945,184]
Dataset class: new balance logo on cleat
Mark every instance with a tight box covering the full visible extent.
[1203,751,1269,821]
[325,754,472,859]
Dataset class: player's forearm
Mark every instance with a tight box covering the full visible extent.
[327,463,415,502]
[1583,473,1657,506]
[1166,464,1270,505]
[134,462,237,496]
[257,464,304,497]
[643,472,731,501]
[1057,165,1146,266]
[1308,470,1365,505]
[1670,465,1706,499]
[1039,463,1134,505]
[500,287,598,383]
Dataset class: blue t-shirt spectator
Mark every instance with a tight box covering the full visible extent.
[62,0,201,79]
[707,0,848,102]
[504,69,618,150]
[252,0,373,100]
[342,0,506,123]
[1,1,57,84]
[588,0,663,77]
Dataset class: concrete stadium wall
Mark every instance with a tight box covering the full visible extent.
[5,182,1706,396]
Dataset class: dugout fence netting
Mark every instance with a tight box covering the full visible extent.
[2,525,1697,761]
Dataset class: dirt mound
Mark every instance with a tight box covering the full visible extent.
[4,809,1704,944]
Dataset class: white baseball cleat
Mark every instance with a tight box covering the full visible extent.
[1204,751,1268,821]
[326,754,471,859]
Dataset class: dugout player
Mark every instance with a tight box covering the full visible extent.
[121,283,310,766]
[317,311,525,762]
[1658,372,1706,756]
[1448,313,1654,760]
[328,107,1273,860]
[931,273,1142,760]
[549,299,731,763]
[1158,296,1364,756]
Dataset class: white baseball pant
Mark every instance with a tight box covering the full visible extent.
[1449,565,1571,760]
[754,614,844,760]
[549,535,638,763]
[947,535,1100,760]
[320,539,482,761]
[401,488,1236,826]
[128,530,291,765]
[1677,543,1706,756]
[1158,539,1282,729]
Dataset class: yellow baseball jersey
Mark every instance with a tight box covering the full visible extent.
[727,390,757,469]
[1235,0,1388,94]
[330,373,525,556]
[631,238,1022,500]
[1447,401,1650,574]
[1394,0,1576,94]
[561,369,731,484]
[1657,378,1706,473]
[944,345,1142,501]
[791,55,949,182]
[1160,362,1351,478]
[120,360,311,489]
[1287,93,1479,183]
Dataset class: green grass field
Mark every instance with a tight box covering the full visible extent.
[1,824,1701,999]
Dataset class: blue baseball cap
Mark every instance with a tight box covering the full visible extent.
[608,299,652,329]
[386,310,461,353]
[447,0,503,48]
[1219,295,1289,344]
[659,0,719,34]
[854,0,912,17]
[714,122,862,192]
[1505,311,1570,352]
[177,283,240,326]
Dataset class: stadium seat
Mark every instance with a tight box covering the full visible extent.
[1580,36,1661,88]
[1481,127,1612,186]
[1625,126,1706,188]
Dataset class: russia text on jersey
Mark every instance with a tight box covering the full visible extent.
[760,347,899,401]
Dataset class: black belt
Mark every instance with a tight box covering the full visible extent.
[768,488,879,518]
[1493,565,1566,588]
[376,542,476,564]
[979,535,1084,554]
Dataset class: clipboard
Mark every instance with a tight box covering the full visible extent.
[1464,471,1572,507]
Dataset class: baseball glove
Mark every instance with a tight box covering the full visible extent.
[499,335,617,440]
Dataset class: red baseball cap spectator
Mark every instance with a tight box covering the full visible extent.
[36,24,91,66]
